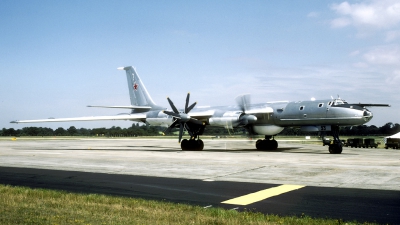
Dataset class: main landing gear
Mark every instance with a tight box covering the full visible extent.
[181,138,204,151]
[256,135,278,150]
[328,125,343,154]
[162,93,205,151]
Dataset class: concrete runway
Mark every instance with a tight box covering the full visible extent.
[0,138,399,223]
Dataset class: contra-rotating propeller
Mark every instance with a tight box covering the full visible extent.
[162,93,203,143]
[235,94,257,126]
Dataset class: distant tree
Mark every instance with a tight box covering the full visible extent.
[1,128,17,136]
[392,123,400,134]
[21,127,40,136]
[37,127,54,136]
[67,126,78,136]
[379,122,394,135]
[54,127,67,136]
[78,128,91,136]
[91,128,107,136]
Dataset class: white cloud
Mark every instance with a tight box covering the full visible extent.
[386,70,400,83]
[331,17,351,28]
[385,30,400,42]
[352,62,369,68]
[363,45,400,65]
[331,0,400,29]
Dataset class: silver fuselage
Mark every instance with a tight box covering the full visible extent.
[145,98,372,136]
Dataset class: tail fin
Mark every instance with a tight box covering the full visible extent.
[118,66,163,112]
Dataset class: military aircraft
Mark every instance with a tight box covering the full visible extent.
[11,66,390,154]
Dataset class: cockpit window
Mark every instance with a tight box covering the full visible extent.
[333,99,348,105]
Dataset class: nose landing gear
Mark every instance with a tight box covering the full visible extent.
[328,125,343,154]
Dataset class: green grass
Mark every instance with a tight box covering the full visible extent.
[0,185,377,225]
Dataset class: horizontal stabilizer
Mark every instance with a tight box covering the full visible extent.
[10,114,146,124]
[87,105,152,110]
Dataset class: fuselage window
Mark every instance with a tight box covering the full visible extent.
[299,106,305,110]
[328,102,332,106]
[318,103,324,108]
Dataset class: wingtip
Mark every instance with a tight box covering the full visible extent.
[117,66,132,70]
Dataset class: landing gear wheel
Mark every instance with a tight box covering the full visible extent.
[181,139,189,150]
[328,144,342,154]
[196,139,204,151]
[181,139,204,151]
[256,139,278,150]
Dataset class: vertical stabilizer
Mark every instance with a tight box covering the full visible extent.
[118,66,162,112]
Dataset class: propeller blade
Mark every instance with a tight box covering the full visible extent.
[163,119,179,134]
[235,94,251,113]
[185,93,190,113]
[178,122,184,143]
[186,102,197,113]
[184,123,193,137]
[163,110,181,118]
[167,97,179,114]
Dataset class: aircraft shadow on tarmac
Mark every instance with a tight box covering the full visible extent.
[121,147,316,153]
[27,146,358,155]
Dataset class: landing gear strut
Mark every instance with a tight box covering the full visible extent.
[256,135,278,150]
[328,125,342,154]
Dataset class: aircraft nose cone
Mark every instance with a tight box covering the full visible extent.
[363,110,373,121]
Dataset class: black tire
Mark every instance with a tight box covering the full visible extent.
[181,139,189,150]
[329,144,342,154]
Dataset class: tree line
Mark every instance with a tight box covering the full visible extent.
[1,122,399,137]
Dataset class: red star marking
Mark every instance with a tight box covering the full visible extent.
[133,82,138,91]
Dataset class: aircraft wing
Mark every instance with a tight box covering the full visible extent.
[10,114,146,124]
[245,107,274,114]
[186,107,274,121]
[353,103,391,107]
[87,105,152,110]
[188,110,215,120]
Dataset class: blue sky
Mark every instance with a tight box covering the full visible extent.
[1,0,399,130]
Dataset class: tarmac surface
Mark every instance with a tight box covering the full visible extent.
[0,137,399,223]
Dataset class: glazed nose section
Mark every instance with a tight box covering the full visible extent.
[363,110,373,122]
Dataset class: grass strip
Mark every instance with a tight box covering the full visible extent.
[0,184,376,225]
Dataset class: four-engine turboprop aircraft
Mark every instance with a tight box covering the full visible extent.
[11,66,390,154]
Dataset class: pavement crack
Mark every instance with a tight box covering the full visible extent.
[204,166,267,181]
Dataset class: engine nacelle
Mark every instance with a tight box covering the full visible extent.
[146,111,173,127]
[209,111,257,128]
[209,111,241,128]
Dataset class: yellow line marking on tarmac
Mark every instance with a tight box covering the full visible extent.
[221,184,305,205]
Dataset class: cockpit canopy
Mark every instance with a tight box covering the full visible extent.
[328,98,348,106]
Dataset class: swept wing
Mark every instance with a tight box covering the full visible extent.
[10,114,146,124]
